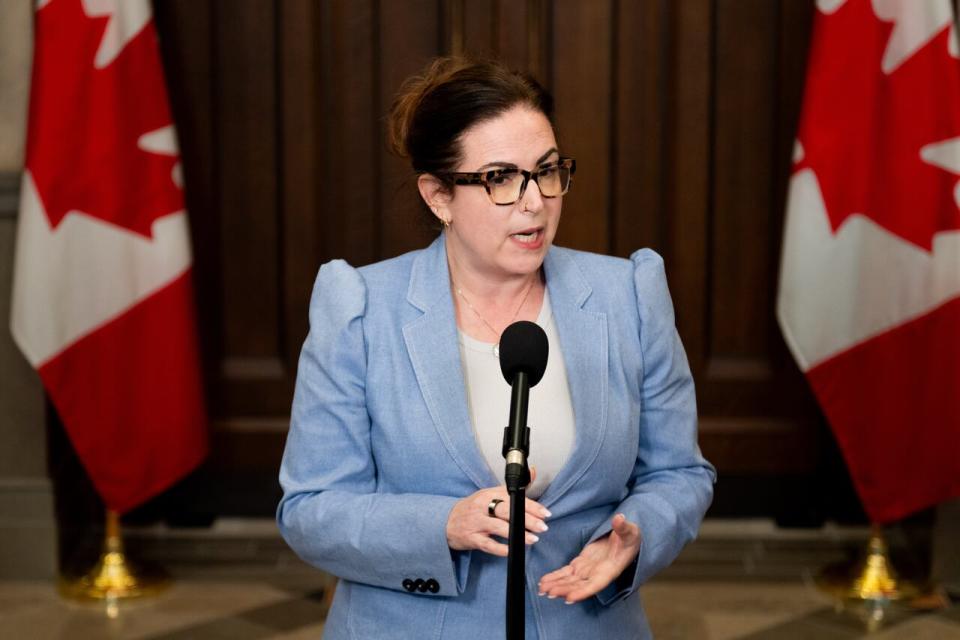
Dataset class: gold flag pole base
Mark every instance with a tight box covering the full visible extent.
[58,510,169,615]
[814,524,945,630]
[815,524,922,602]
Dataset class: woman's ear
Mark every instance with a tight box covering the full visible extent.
[417,174,452,225]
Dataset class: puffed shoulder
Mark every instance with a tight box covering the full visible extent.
[629,248,674,325]
[308,259,368,327]
[629,248,666,286]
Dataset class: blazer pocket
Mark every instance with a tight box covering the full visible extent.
[346,580,447,639]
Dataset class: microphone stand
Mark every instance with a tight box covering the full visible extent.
[503,371,531,640]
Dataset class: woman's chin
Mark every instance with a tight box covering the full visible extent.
[501,249,548,275]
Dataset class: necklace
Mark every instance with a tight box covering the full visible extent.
[455,277,536,358]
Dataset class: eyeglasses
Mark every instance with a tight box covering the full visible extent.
[443,157,576,206]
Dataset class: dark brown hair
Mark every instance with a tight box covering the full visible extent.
[387,56,555,213]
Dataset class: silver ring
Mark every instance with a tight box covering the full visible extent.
[487,498,504,518]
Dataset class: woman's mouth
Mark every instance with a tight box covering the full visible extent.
[510,228,544,249]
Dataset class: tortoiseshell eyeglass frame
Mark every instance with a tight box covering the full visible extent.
[442,157,577,206]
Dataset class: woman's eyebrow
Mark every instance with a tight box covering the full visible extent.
[535,147,559,165]
[475,161,518,172]
[475,148,559,172]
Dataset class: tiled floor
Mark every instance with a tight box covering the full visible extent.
[1,519,957,639]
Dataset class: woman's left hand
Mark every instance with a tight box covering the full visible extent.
[537,513,641,604]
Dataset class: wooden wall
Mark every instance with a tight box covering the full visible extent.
[138,0,857,520]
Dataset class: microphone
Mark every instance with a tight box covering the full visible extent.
[498,321,548,491]
[499,321,548,639]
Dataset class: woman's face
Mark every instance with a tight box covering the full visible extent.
[437,105,563,281]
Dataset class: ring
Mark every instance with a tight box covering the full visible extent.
[487,498,504,518]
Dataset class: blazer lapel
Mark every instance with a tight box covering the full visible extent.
[537,248,609,508]
[403,235,500,489]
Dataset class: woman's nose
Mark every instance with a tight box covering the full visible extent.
[520,178,545,213]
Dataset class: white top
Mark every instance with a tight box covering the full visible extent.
[457,290,576,499]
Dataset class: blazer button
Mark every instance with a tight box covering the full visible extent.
[402,579,415,592]
[426,579,439,593]
[415,578,427,593]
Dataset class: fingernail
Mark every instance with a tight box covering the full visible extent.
[527,534,539,543]
[543,509,552,518]
[538,522,548,532]
[538,591,545,596]
[565,600,574,605]
[547,594,557,599]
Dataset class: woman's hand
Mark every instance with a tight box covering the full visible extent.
[538,513,641,604]
[446,468,550,557]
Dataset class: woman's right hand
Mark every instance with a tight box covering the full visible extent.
[445,469,551,557]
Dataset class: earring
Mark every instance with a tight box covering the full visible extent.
[431,205,450,228]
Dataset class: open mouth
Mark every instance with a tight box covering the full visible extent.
[510,228,543,244]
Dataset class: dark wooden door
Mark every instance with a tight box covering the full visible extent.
[139,0,860,522]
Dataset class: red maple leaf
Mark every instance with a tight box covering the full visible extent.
[794,0,960,252]
[25,0,182,239]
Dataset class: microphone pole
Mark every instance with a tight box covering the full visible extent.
[504,370,530,640]
[499,321,548,640]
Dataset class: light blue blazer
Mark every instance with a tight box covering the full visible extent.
[277,234,715,639]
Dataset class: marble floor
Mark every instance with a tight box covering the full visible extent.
[1,519,958,639]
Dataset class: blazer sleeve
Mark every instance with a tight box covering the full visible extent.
[276,260,468,597]
[586,249,716,605]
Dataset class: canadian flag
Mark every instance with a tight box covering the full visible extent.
[778,0,960,523]
[10,0,208,513]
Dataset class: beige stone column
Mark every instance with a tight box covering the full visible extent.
[0,0,56,579]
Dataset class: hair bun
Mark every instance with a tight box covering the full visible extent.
[386,57,472,159]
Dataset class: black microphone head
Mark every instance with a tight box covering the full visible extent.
[499,320,549,387]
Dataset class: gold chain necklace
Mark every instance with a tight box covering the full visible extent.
[455,277,536,358]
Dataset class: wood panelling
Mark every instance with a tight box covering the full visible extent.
[279,0,321,366]
[318,0,378,265]
[378,0,443,257]
[217,0,279,362]
[712,0,778,361]
[663,0,712,378]
[552,0,613,254]
[148,0,839,518]
[612,0,666,257]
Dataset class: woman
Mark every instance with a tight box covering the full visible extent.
[277,57,715,639]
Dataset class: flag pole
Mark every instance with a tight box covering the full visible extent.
[58,509,169,615]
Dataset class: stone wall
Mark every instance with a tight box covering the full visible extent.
[0,0,56,579]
